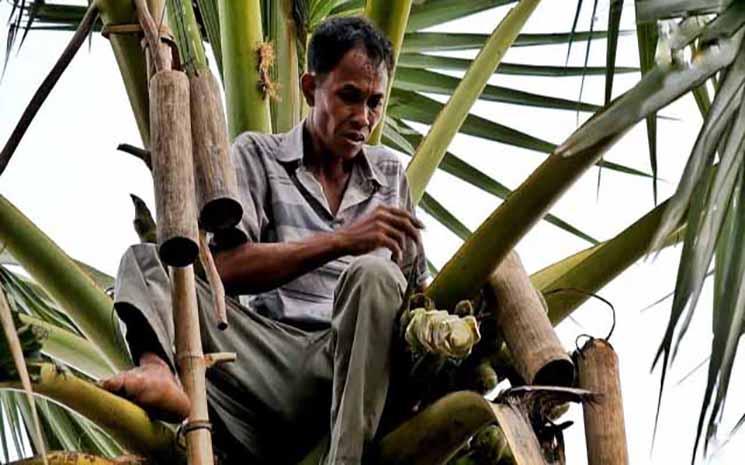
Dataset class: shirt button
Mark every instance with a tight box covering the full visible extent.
[331,218,344,228]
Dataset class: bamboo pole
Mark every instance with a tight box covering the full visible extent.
[576,339,629,465]
[365,0,414,145]
[485,251,574,386]
[218,0,273,137]
[406,0,542,204]
[171,266,214,465]
[0,196,130,372]
[0,364,176,460]
[149,70,199,266]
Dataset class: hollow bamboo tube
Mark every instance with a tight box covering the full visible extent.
[190,71,242,231]
[171,266,214,465]
[577,339,629,465]
[485,251,574,386]
[149,70,199,266]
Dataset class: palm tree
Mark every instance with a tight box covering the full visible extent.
[0,0,743,463]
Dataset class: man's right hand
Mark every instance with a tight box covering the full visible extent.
[336,205,423,264]
[101,352,191,423]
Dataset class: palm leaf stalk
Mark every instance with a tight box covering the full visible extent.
[0,195,131,372]
[269,0,302,133]
[364,0,413,144]
[406,0,543,205]
[0,2,98,178]
[425,21,744,309]
[0,364,177,461]
[218,0,272,137]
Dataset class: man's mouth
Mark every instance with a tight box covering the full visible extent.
[344,133,365,144]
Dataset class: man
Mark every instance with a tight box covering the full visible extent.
[103,16,426,465]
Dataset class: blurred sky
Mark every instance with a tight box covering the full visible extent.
[0,1,744,464]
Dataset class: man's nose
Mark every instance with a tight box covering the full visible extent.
[351,104,370,128]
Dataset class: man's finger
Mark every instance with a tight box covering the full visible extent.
[101,374,124,392]
[380,236,403,265]
[382,211,421,242]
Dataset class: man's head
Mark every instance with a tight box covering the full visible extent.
[301,17,393,162]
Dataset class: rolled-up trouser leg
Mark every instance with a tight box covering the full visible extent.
[326,256,406,465]
[114,244,333,465]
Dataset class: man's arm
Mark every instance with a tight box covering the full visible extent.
[214,205,423,294]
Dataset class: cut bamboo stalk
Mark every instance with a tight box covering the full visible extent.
[171,266,214,465]
[190,72,242,231]
[576,339,629,465]
[149,70,199,267]
[198,231,227,328]
[485,251,574,386]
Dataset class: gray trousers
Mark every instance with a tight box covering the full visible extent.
[114,244,406,465]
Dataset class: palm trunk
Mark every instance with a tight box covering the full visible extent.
[406,0,542,204]
[218,0,272,137]
[0,196,130,372]
[365,0,414,145]
[96,0,151,145]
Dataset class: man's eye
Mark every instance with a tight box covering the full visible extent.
[369,97,382,108]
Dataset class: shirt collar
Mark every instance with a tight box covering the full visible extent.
[276,120,387,187]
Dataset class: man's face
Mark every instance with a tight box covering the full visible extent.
[304,47,388,161]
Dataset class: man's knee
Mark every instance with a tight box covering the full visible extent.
[341,255,406,290]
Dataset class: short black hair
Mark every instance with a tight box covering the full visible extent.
[307,16,394,77]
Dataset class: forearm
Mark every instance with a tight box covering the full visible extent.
[214,232,346,294]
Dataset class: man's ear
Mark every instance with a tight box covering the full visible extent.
[301,73,316,107]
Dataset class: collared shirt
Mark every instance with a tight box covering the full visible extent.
[213,121,427,327]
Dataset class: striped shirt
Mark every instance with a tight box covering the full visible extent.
[213,121,427,327]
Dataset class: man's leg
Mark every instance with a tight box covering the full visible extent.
[326,255,406,465]
[113,244,332,464]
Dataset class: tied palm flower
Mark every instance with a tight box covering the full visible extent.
[404,308,481,359]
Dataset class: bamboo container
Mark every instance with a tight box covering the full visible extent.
[485,251,574,386]
[190,71,242,232]
[149,69,199,266]
[577,338,629,465]
[172,266,214,465]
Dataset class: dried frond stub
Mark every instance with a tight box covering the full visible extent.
[257,42,280,101]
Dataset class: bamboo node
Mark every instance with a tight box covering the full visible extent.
[176,420,213,449]
[257,42,280,101]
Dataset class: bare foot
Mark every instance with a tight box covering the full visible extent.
[102,352,191,423]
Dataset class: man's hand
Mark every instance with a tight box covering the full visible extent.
[336,205,423,264]
[101,352,191,423]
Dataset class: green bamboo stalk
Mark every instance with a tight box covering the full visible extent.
[0,195,130,372]
[406,0,542,204]
[270,0,301,133]
[95,0,151,145]
[0,364,177,461]
[365,0,413,145]
[218,0,272,137]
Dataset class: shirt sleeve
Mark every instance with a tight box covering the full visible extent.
[399,171,430,289]
[210,132,270,252]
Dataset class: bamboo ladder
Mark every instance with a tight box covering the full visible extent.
[131,1,239,464]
